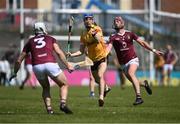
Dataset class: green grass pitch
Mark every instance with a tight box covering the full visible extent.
[0,86,180,123]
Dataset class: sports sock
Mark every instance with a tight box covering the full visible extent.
[44,97,51,107]
[99,94,104,100]
[136,94,141,99]
[47,106,52,110]
[60,99,66,107]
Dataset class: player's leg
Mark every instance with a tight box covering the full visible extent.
[160,67,164,86]
[89,70,95,97]
[1,72,6,86]
[33,64,54,114]
[104,55,111,96]
[167,69,171,86]
[38,77,54,114]
[118,68,126,89]
[156,67,162,86]
[51,72,68,104]
[155,67,159,85]
[92,61,107,107]
[91,70,104,106]
[51,72,73,114]
[125,64,140,95]
[125,64,143,105]
[162,64,167,86]
[46,62,72,114]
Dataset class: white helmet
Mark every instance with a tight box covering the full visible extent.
[34,22,47,34]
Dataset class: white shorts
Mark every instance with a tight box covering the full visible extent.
[26,64,33,73]
[121,57,139,73]
[163,64,173,72]
[33,63,62,80]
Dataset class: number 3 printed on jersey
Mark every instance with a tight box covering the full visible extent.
[34,37,46,48]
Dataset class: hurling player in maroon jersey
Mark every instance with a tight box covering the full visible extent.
[11,22,74,114]
[162,44,178,86]
[107,16,164,105]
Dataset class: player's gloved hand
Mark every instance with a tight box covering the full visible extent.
[9,73,17,82]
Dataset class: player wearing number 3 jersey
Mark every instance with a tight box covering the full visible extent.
[12,22,74,114]
[24,34,57,65]
[107,16,164,105]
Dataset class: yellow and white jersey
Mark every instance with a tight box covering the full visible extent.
[80,25,107,62]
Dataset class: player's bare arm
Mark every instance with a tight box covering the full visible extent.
[53,43,74,71]
[90,29,102,42]
[136,38,164,56]
[106,42,113,55]
[9,52,27,81]
[68,43,85,57]
[14,52,27,74]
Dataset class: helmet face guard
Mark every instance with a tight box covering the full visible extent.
[34,22,47,34]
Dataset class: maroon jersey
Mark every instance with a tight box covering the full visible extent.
[109,30,139,65]
[164,50,176,64]
[25,53,32,65]
[23,34,57,65]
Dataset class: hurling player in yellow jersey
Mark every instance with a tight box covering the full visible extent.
[67,14,111,107]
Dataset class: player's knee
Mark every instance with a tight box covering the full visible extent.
[97,72,104,78]
[127,71,135,78]
[58,81,68,87]
[94,78,100,84]
[95,76,103,83]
